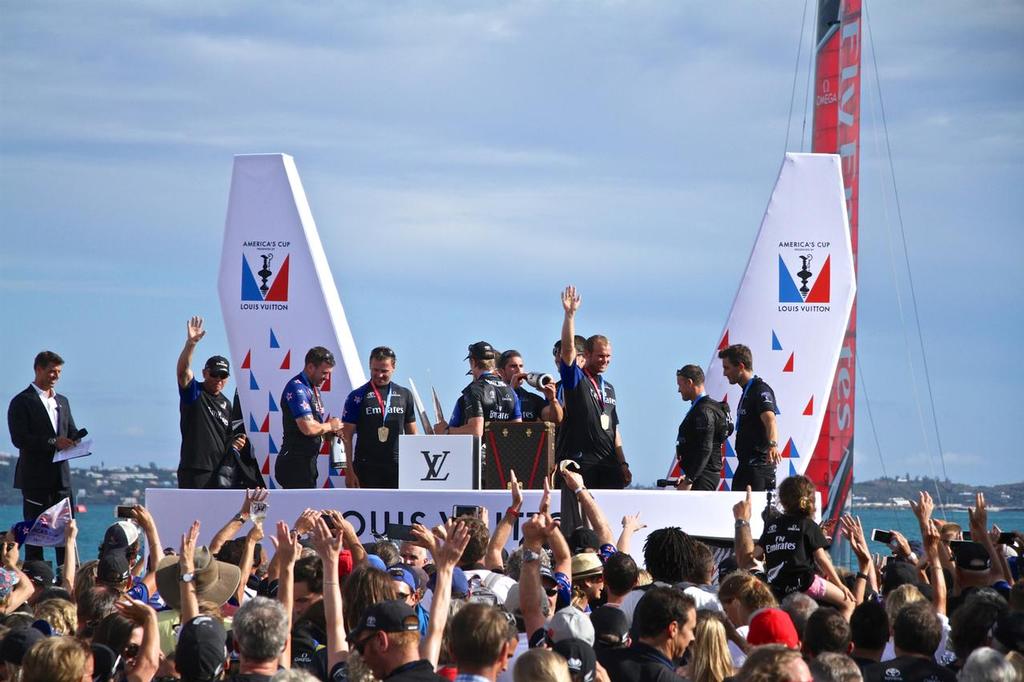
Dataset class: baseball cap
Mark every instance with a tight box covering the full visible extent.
[428,566,469,598]
[91,642,120,682]
[951,541,992,571]
[97,552,132,585]
[881,560,919,594]
[590,605,630,647]
[552,638,597,682]
[547,607,596,647]
[346,599,419,643]
[204,356,230,376]
[388,566,417,594]
[21,560,54,587]
[365,554,387,571]
[747,608,800,649]
[176,616,228,681]
[569,528,600,555]
[0,627,45,665]
[465,341,498,361]
[571,553,604,580]
[100,520,141,552]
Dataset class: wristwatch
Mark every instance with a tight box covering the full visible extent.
[47,437,57,446]
[735,519,750,529]
[768,440,778,448]
[180,572,195,584]
[232,513,248,523]
[522,549,541,563]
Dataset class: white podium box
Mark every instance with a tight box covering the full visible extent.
[398,434,480,490]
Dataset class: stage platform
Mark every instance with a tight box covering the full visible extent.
[146,488,772,558]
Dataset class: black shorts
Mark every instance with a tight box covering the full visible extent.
[353,460,399,489]
[731,462,776,492]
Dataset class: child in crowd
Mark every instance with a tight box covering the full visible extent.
[755,475,854,616]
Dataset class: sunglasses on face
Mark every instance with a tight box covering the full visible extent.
[353,632,378,655]
[209,371,229,380]
[544,585,559,597]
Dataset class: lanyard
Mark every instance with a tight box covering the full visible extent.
[369,382,393,426]
[583,370,605,410]
[736,377,755,431]
[302,373,324,419]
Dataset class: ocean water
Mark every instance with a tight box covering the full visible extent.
[3,503,1021,570]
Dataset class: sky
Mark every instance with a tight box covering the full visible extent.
[1,1,1021,488]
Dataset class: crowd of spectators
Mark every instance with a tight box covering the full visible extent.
[1,475,1022,681]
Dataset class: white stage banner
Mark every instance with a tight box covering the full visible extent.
[146,488,782,561]
[669,153,856,488]
[218,154,365,489]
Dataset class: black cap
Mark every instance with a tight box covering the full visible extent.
[569,527,600,554]
[0,627,46,664]
[552,638,597,682]
[346,599,419,643]
[21,560,54,586]
[97,552,132,585]
[204,356,230,376]
[881,560,918,594]
[465,341,497,361]
[100,520,141,552]
[951,541,991,571]
[590,605,630,647]
[176,616,228,681]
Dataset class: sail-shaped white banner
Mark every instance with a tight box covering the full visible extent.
[670,153,856,488]
[218,154,365,489]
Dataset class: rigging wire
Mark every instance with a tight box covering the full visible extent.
[800,0,820,151]
[857,359,912,534]
[863,0,949,512]
[783,0,811,154]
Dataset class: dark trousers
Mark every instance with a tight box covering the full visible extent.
[353,461,398,489]
[731,463,776,492]
[177,468,214,489]
[275,453,319,489]
[690,467,722,491]
[22,487,72,565]
[578,461,625,490]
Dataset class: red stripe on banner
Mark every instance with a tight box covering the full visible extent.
[718,330,730,351]
[487,430,507,489]
[526,432,546,488]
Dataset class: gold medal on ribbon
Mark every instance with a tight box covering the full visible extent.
[600,414,611,430]
[378,426,389,442]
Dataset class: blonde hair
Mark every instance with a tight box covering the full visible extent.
[636,569,653,587]
[513,648,572,682]
[21,636,91,682]
[719,571,778,616]
[885,583,924,627]
[33,598,78,635]
[688,613,734,682]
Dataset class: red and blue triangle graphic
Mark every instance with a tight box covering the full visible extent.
[718,330,730,351]
[803,396,813,416]
[323,477,334,489]
[724,458,735,478]
[259,415,270,433]
[280,350,291,370]
[268,393,278,413]
[249,371,260,390]
[268,435,278,454]
[771,330,782,351]
[269,328,280,349]
[249,414,259,432]
[241,350,251,370]
[783,353,794,372]
[789,461,798,477]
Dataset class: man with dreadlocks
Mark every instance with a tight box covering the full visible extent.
[620,527,720,622]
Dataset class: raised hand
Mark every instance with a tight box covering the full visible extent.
[889,530,913,559]
[321,509,351,538]
[410,523,439,557]
[240,488,268,518]
[733,486,752,521]
[186,316,206,345]
[64,518,78,543]
[246,521,264,544]
[180,520,200,573]
[541,381,559,402]
[276,521,302,566]
[840,515,870,563]
[130,505,156,532]
[509,470,523,511]
[434,520,470,571]
[968,492,989,538]
[561,286,581,315]
[909,491,934,525]
[521,514,546,546]
[621,513,646,534]
[561,467,584,494]
[115,596,156,624]
[293,508,320,535]
[310,518,342,561]
[539,473,553,516]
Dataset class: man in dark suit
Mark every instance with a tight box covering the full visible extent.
[7,350,80,563]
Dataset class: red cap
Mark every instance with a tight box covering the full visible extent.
[337,549,354,581]
[746,608,800,649]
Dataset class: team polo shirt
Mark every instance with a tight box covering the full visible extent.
[341,381,416,466]
[448,373,520,427]
[179,378,232,473]
[515,386,548,422]
[734,375,779,466]
[555,359,617,466]
[280,372,325,458]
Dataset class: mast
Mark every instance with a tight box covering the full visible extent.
[806,0,861,525]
